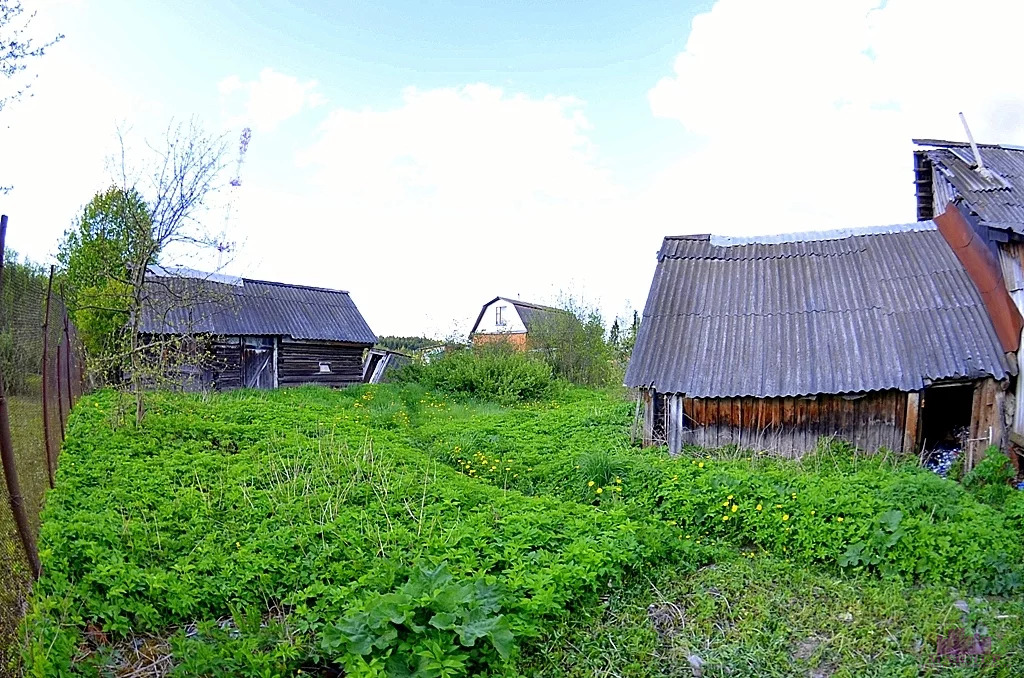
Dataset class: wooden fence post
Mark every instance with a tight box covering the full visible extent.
[56,346,65,441]
[0,215,42,578]
[40,266,55,488]
[61,284,73,412]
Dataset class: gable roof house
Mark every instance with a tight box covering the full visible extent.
[140,267,376,390]
[469,297,567,348]
[915,139,1024,445]
[625,211,1022,462]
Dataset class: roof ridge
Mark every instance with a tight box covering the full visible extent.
[243,278,351,295]
[644,304,984,319]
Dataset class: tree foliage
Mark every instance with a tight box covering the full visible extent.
[528,299,617,387]
[57,187,151,361]
[57,121,246,423]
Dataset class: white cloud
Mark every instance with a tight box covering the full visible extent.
[231,84,637,337]
[219,68,324,133]
[0,34,156,262]
[644,0,1024,235]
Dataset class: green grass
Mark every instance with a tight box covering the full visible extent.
[21,384,1024,676]
[2,392,55,675]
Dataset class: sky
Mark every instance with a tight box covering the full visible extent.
[2,0,1024,338]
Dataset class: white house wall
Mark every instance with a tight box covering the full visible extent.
[474,299,527,334]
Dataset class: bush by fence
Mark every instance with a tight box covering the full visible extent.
[0,216,85,677]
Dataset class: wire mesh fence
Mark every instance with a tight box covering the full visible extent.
[0,216,86,677]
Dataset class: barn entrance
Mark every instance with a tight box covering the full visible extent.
[242,336,276,389]
[919,383,974,475]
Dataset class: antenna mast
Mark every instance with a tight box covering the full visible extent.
[959,112,993,179]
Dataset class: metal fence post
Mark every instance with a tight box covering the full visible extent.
[41,266,55,488]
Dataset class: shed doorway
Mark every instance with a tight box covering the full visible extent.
[919,383,974,474]
[242,336,276,389]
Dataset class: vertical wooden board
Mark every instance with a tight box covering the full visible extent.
[903,392,920,456]
[642,390,654,446]
[733,398,744,448]
[705,399,719,448]
[893,391,907,453]
[782,399,795,440]
[969,382,986,468]
[819,395,833,443]
[808,397,820,453]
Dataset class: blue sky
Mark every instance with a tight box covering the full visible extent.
[3,0,1024,336]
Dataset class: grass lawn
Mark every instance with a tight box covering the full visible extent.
[21,383,1024,676]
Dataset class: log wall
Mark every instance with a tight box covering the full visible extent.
[278,338,366,387]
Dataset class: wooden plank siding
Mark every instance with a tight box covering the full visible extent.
[642,388,916,457]
[278,338,366,387]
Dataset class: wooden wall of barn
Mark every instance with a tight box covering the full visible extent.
[208,337,242,390]
[640,379,1007,458]
[278,338,365,387]
[642,389,911,457]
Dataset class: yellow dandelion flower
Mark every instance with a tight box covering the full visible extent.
[782,514,790,521]
[614,486,622,492]
[837,516,844,522]
[756,504,762,511]
[731,504,738,512]
[722,515,729,521]
[811,510,816,515]
[615,477,622,483]
[596,487,603,494]
[698,462,704,468]
[588,481,595,487]
[727,495,733,500]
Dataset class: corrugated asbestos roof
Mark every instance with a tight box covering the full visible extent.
[140,272,377,345]
[915,139,1024,233]
[470,296,568,334]
[509,299,566,331]
[624,223,1012,397]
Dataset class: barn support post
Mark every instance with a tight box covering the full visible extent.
[641,389,653,447]
[40,266,55,488]
[903,391,921,457]
[968,378,1002,469]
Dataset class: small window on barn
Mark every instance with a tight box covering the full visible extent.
[496,305,506,326]
[319,361,332,374]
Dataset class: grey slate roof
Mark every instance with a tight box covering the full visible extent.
[915,139,1024,233]
[140,270,377,345]
[470,296,568,334]
[624,223,1012,398]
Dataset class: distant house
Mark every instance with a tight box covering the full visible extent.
[915,139,1024,440]
[469,297,566,348]
[625,214,1021,459]
[140,267,376,390]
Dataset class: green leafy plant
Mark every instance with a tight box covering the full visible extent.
[322,563,513,677]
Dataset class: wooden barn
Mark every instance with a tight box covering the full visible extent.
[140,268,376,390]
[915,138,1024,444]
[469,296,566,348]
[625,208,1023,461]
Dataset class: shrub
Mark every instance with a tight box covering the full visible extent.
[395,345,552,404]
[527,299,617,387]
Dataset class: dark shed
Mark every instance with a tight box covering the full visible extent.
[626,220,1019,457]
[140,268,376,390]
